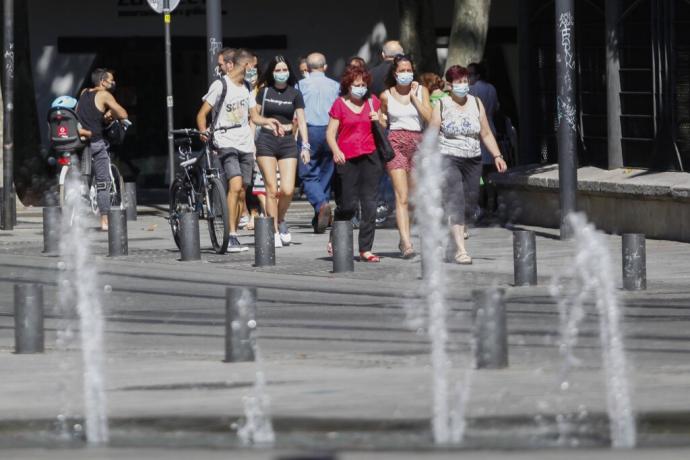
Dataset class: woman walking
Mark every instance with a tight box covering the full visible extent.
[326,66,383,262]
[379,55,432,258]
[253,56,310,248]
[429,65,507,264]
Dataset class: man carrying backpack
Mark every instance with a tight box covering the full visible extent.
[77,68,129,231]
[196,48,282,253]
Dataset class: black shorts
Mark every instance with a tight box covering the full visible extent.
[255,130,299,160]
[216,148,254,186]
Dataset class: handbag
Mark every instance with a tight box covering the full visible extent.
[367,98,395,163]
[103,119,130,145]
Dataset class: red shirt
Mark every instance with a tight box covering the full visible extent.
[329,96,381,160]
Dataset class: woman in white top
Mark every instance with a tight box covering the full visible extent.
[379,55,432,258]
[429,65,507,264]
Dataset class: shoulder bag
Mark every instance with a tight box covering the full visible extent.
[367,98,395,163]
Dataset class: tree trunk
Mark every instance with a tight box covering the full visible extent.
[399,0,439,74]
[446,0,492,70]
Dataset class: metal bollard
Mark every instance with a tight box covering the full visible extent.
[179,211,201,261]
[14,284,45,354]
[472,288,508,369]
[42,206,61,255]
[332,220,354,273]
[254,216,275,267]
[108,208,128,256]
[225,287,257,362]
[622,233,646,290]
[513,230,537,286]
[124,182,137,221]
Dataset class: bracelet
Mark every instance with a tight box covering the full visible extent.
[301,142,311,151]
[494,154,503,160]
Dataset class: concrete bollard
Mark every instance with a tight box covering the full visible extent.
[124,182,137,221]
[179,211,201,261]
[513,230,537,286]
[472,288,508,369]
[108,208,128,257]
[332,220,354,273]
[225,287,257,362]
[254,216,275,267]
[14,284,45,354]
[622,233,646,290]
[42,206,61,255]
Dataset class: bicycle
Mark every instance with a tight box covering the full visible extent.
[168,128,229,254]
[57,149,125,217]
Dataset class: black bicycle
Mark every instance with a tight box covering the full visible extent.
[169,128,229,254]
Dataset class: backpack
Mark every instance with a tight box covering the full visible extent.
[47,107,86,153]
[209,77,253,134]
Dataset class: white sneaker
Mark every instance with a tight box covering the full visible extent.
[238,215,250,229]
[274,232,283,248]
[278,221,291,246]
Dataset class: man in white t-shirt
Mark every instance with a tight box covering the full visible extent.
[197,48,282,252]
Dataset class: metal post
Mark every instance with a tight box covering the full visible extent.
[14,284,44,354]
[42,206,61,255]
[179,211,201,261]
[472,288,508,369]
[332,220,354,273]
[206,0,223,85]
[606,0,623,170]
[124,182,137,221]
[555,0,578,239]
[517,0,535,165]
[622,233,646,291]
[225,287,257,362]
[164,1,175,187]
[254,216,275,267]
[107,208,128,256]
[2,0,15,230]
[513,230,537,286]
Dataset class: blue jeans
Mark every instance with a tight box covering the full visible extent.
[298,125,334,213]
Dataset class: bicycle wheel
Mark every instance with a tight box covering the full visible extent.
[169,177,193,250]
[110,164,125,209]
[206,177,229,254]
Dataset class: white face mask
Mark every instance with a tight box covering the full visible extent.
[452,82,470,97]
[350,86,368,99]
[395,72,414,86]
[273,71,290,83]
[302,72,310,79]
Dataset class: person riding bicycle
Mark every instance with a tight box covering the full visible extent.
[77,68,129,231]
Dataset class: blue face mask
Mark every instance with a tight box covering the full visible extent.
[273,71,289,83]
[244,68,258,82]
[350,86,368,99]
[395,72,414,86]
[452,83,470,97]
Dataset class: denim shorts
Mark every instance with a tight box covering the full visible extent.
[255,130,299,160]
[216,148,254,186]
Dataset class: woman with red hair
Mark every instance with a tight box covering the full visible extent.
[326,66,383,262]
[429,65,507,264]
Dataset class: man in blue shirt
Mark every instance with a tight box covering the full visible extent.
[296,52,340,233]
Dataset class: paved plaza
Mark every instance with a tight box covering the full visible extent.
[1,201,689,458]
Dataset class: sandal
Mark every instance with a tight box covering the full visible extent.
[359,251,381,263]
[454,251,472,265]
[327,240,333,257]
[398,242,416,259]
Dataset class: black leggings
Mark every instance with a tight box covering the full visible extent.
[335,152,383,252]
[442,154,482,226]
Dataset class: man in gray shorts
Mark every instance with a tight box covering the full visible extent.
[197,48,282,252]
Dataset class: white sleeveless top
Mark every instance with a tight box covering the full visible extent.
[438,95,481,158]
[387,87,424,132]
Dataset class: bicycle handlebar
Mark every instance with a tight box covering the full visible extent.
[171,128,204,137]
